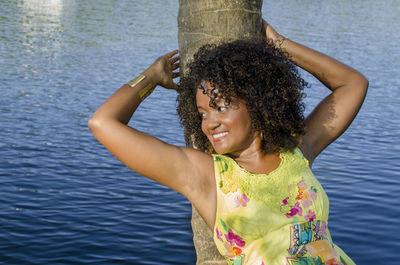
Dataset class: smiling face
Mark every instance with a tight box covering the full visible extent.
[196,83,257,156]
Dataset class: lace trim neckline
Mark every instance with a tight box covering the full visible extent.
[225,151,288,178]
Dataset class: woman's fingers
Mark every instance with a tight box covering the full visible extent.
[170,56,180,64]
[153,49,180,89]
[172,62,180,70]
[166,49,179,57]
[164,50,180,72]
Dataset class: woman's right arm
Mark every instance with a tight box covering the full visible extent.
[87,51,215,215]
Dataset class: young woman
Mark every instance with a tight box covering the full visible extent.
[88,22,368,264]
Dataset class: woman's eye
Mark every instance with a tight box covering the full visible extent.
[217,106,228,112]
[199,112,207,119]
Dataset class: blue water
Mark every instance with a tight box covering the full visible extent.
[0,0,399,264]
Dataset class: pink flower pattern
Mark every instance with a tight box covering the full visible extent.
[225,229,245,247]
[281,180,318,220]
[319,221,327,237]
[235,193,250,207]
[305,209,316,222]
[215,228,223,241]
[215,219,246,259]
[285,202,303,218]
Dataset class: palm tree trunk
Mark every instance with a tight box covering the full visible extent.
[177,1,263,264]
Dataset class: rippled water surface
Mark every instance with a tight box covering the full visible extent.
[0,0,399,264]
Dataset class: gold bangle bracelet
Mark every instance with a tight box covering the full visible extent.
[127,74,155,101]
[139,83,155,101]
[127,74,146,88]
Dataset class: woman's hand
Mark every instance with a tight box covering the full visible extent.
[147,50,180,90]
[261,19,284,47]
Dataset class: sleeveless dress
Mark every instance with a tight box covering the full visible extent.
[212,148,355,265]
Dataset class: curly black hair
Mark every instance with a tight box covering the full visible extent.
[177,38,306,154]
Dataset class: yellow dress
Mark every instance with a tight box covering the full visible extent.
[212,148,355,265]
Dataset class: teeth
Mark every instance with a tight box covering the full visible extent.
[213,132,228,139]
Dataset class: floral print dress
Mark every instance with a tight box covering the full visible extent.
[212,148,355,265]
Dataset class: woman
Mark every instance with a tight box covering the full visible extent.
[88,22,368,265]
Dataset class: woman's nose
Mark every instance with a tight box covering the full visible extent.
[205,112,220,130]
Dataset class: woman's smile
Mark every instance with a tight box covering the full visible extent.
[211,131,229,141]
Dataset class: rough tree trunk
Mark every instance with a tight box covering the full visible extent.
[177,1,263,264]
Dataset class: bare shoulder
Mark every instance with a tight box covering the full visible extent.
[180,147,217,227]
[180,147,215,199]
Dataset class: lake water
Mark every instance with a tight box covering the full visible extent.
[0,0,399,264]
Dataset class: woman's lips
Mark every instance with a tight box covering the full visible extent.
[212,131,228,142]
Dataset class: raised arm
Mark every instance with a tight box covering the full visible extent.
[263,21,368,165]
[87,51,215,222]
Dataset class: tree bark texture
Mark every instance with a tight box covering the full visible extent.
[177,1,263,264]
[178,0,263,74]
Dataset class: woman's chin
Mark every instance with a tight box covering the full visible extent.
[213,146,232,155]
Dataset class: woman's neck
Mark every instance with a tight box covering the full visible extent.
[227,137,281,175]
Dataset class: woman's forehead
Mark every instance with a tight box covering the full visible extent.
[196,86,241,109]
[195,87,216,107]
[199,80,217,93]
[197,80,225,99]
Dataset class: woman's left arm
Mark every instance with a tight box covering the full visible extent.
[264,22,369,165]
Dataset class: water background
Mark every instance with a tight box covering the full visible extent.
[1,0,399,264]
